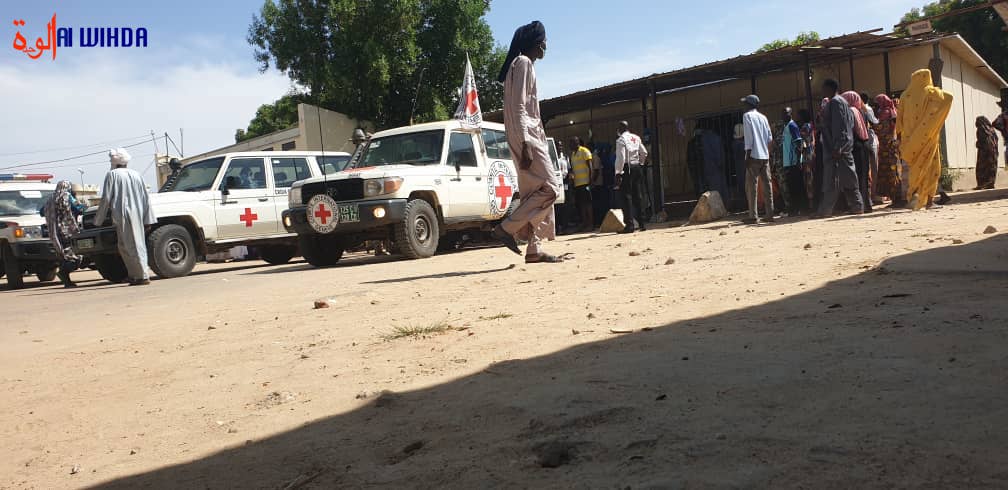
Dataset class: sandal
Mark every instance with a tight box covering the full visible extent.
[492,226,522,255]
[525,253,565,264]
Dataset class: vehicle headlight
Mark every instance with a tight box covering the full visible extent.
[364,177,404,197]
[15,225,44,239]
[288,186,302,208]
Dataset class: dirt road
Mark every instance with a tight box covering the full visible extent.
[2,198,1006,489]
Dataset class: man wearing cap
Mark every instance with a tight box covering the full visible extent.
[993,89,1008,167]
[93,148,156,285]
[741,94,775,223]
[491,21,566,263]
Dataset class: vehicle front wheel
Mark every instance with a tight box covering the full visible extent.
[2,244,23,289]
[36,266,58,283]
[299,234,344,267]
[93,254,129,284]
[394,199,439,259]
[148,224,197,278]
[259,245,297,265]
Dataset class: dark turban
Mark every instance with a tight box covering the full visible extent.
[497,21,546,83]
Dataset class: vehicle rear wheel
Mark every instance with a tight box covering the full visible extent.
[260,245,297,265]
[36,266,58,283]
[2,244,24,289]
[394,199,439,259]
[93,254,129,284]
[299,234,344,267]
[148,224,197,278]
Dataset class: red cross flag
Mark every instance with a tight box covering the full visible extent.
[453,53,483,129]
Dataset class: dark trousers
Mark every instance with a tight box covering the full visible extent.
[785,166,806,214]
[853,140,872,212]
[620,167,646,231]
[818,149,864,216]
[745,158,773,220]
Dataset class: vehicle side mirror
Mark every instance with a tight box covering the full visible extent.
[455,161,461,174]
[221,185,230,196]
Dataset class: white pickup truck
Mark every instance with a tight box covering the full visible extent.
[73,151,351,282]
[282,120,565,265]
[0,174,60,289]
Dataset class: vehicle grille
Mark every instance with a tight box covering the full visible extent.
[81,211,111,229]
[301,179,363,203]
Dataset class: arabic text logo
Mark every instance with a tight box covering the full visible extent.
[11,14,149,61]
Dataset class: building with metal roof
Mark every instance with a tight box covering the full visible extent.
[491,30,1006,210]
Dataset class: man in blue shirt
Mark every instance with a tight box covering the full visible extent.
[741,94,774,224]
[781,107,805,215]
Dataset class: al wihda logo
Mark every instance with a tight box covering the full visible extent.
[11,14,148,60]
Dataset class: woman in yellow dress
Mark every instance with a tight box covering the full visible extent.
[896,69,954,210]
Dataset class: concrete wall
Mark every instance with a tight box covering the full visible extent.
[297,104,371,155]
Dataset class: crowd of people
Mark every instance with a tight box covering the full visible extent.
[683,69,1002,223]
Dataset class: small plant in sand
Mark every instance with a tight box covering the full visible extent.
[383,321,453,341]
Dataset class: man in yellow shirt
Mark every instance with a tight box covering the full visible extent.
[568,136,597,232]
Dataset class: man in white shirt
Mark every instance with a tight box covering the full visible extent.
[614,121,649,233]
[741,94,775,224]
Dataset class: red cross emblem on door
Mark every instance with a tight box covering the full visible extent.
[494,173,513,210]
[239,207,258,227]
[314,202,333,224]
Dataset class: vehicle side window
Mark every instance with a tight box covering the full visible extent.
[319,155,351,174]
[482,129,499,159]
[220,158,267,190]
[491,129,511,160]
[481,129,513,160]
[271,157,311,188]
[446,132,478,168]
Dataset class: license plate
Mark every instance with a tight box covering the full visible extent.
[77,238,95,250]
[338,204,360,224]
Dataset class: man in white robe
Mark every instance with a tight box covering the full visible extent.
[491,20,564,264]
[93,148,157,285]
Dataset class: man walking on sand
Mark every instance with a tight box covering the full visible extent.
[491,21,564,264]
[741,94,775,224]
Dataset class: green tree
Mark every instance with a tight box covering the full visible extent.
[247,0,505,129]
[900,0,1007,79]
[236,92,311,143]
[757,31,821,53]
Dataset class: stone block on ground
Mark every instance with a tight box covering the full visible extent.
[600,209,627,233]
[688,191,727,224]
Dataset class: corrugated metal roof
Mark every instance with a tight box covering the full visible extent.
[490,29,960,120]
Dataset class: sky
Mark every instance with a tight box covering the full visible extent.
[0,0,923,188]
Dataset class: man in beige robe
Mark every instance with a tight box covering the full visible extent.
[492,20,564,263]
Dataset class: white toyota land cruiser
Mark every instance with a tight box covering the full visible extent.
[0,174,60,289]
[282,121,565,266]
[73,151,351,282]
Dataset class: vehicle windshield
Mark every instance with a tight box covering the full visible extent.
[319,155,352,174]
[355,130,444,168]
[0,189,54,216]
[171,157,225,192]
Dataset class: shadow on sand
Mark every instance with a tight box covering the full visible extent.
[95,235,1008,489]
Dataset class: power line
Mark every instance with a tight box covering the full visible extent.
[0,134,152,157]
[31,153,157,171]
[0,140,151,171]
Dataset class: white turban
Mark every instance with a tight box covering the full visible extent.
[109,147,132,168]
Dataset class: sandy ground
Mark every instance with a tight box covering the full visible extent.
[1,195,1007,489]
